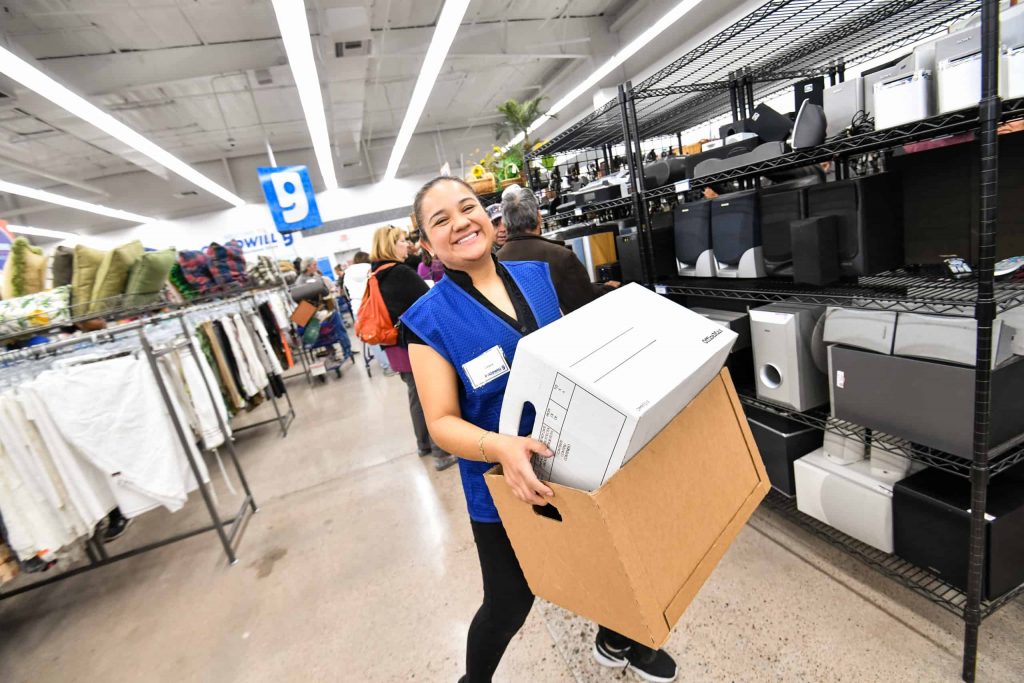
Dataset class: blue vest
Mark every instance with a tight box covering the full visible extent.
[400,261,562,522]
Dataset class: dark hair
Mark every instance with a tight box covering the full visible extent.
[412,175,477,245]
[421,250,433,267]
[353,251,370,264]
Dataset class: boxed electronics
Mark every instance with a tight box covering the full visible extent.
[828,345,1024,458]
[893,312,1018,368]
[745,405,822,496]
[894,465,1024,600]
[691,307,750,351]
[750,303,828,412]
[498,283,737,491]
[823,307,897,355]
[488,284,767,647]
[794,448,897,553]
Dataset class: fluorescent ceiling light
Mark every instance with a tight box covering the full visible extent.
[0,179,154,223]
[383,0,471,181]
[0,45,245,207]
[8,224,79,240]
[504,0,706,151]
[270,0,339,191]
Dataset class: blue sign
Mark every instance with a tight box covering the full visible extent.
[258,165,323,233]
[0,223,12,272]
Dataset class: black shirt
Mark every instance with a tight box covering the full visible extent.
[403,259,539,346]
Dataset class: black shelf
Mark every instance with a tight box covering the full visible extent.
[761,490,1021,620]
[656,271,1024,315]
[654,98,1024,194]
[739,395,1024,479]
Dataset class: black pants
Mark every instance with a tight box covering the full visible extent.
[465,521,633,682]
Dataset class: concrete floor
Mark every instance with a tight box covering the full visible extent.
[1,358,1022,682]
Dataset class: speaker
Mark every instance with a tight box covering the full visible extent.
[792,100,827,149]
[791,215,841,285]
[760,186,804,276]
[795,449,897,553]
[643,161,671,189]
[711,190,765,278]
[746,406,823,496]
[805,173,903,277]
[674,199,716,277]
[824,77,866,137]
[719,118,754,139]
[894,465,1024,600]
[616,226,677,283]
[750,303,828,411]
[749,103,793,143]
[793,76,825,111]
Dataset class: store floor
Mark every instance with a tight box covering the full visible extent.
[1,358,1022,682]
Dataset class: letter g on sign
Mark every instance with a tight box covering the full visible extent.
[258,165,323,233]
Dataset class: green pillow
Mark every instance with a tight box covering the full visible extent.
[88,240,144,314]
[1,238,47,299]
[71,244,107,316]
[52,246,74,288]
[124,248,176,307]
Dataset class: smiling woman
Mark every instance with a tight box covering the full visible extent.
[401,176,678,682]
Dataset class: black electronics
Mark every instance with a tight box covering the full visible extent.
[674,199,716,277]
[578,183,625,207]
[688,137,765,178]
[711,189,765,278]
[760,185,805,276]
[596,262,621,283]
[616,226,676,283]
[793,76,826,111]
[894,465,1024,600]
[745,405,823,496]
[805,173,903,277]
[749,103,794,142]
[791,100,827,149]
[644,161,670,190]
[719,118,755,139]
[791,215,841,285]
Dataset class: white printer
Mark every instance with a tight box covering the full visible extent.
[872,42,936,129]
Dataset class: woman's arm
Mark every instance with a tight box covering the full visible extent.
[409,343,555,505]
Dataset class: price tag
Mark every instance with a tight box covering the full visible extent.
[574,207,583,216]
[655,285,667,295]
[674,179,690,193]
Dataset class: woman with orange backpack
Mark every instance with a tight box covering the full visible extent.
[366,225,457,471]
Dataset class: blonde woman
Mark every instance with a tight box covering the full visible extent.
[370,225,456,471]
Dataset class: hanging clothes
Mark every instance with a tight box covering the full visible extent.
[230,314,269,392]
[216,318,257,399]
[249,312,283,375]
[202,321,245,410]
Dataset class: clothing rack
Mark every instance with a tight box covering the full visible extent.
[0,301,265,600]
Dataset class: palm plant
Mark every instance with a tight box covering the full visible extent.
[494,96,547,160]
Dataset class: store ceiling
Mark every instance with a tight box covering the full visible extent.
[0,0,732,235]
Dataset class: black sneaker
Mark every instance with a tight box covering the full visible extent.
[626,643,677,683]
[104,511,133,542]
[593,634,630,669]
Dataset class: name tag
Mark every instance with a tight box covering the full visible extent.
[463,345,510,390]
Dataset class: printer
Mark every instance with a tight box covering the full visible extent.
[563,169,631,211]
[872,42,936,129]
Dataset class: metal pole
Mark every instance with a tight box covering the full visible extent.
[729,78,741,121]
[625,81,655,286]
[963,1,1000,680]
[744,74,756,117]
[138,330,237,565]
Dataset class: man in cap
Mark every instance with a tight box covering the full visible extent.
[486,203,508,251]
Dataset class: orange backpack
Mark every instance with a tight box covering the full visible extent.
[355,263,399,346]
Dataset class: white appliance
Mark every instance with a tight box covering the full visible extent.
[936,26,983,114]
[702,139,724,151]
[822,418,867,465]
[822,307,897,355]
[864,42,935,121]
[823,77,865,138]
[874,70,934,129]
[1002,4,1024,98]
[794,448,896,553]
[893,312,1017,368]
[750,304,828,412]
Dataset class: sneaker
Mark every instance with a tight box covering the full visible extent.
[417,449,433,457]
[593,637,630,669]
[626,644,677,683]
[433,454,458,471]
[104,515,133,542]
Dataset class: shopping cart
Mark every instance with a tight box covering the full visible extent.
[296,307,349,383]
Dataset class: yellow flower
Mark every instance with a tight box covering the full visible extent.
[471,164,486,179]
[493,145,501,153]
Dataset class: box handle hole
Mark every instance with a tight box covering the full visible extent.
[532,503,562,522]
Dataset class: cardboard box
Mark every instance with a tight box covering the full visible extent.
[499,283,736,491]
[486,369,769,648]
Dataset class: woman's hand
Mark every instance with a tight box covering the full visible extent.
[488,434,555,505]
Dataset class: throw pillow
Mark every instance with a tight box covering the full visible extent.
[51,246,75,287]
[1,238,47,299]
[88,240,144,314]
[124,247,176,307]
[71,244,108,316]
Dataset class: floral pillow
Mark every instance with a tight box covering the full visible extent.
[0,285,72,337]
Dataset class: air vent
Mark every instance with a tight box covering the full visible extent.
[254,68,273,86]
[335,39,371,57]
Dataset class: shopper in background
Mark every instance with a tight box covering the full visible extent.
[370,226,456,471]
[404,231,424,272]
[346,251,393,375]
[417,249,445,283]
[486,204,507,251]
[497,185,619,314]
[298,258,354,362]
[403,177,677,683]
